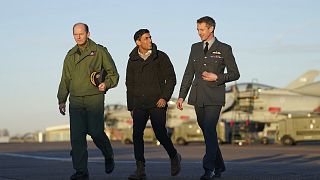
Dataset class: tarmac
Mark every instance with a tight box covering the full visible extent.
[1,141,320,180]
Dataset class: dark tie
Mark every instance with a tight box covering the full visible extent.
[204,42,209,54]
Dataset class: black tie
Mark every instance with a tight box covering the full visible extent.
[204,42,209,54]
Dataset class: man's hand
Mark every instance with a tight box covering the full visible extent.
[59,103,66,115]
[156,98,167,108]
[202,71,218,81]
[98,82,107,92]
[176,98,184,110]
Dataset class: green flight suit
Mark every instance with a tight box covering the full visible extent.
[57,39,119,173]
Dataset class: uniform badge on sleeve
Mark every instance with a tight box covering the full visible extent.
[89,51,96,56]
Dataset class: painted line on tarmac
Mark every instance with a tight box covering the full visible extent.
[0,152,71,162]
[0,153,207,164]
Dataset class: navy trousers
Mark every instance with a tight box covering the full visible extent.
[195,105,225,172]
[132,108,177,162]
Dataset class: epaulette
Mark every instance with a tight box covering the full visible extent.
[67,46,78,55]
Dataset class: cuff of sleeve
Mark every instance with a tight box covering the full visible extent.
[104,79,110,89]
[216,74,225,85]
[58,99,66,105]
[160,95,170,102]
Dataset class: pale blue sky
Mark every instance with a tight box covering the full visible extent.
[1,0,320,135]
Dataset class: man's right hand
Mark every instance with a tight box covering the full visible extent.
[59,103,66,115]
[176,98,184,110]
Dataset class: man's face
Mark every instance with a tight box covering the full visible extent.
[136,33,152,52]
[197,22,214,41]
[73,24,90,46]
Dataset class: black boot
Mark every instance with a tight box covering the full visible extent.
[70,171,89,180]
[171,153,181,176]
[200,169,215,180]
[105,157,115,174]
[214,167,225,178]
[128,161,146,180]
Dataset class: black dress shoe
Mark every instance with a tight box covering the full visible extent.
[70,171,89,180]
[214,167,225,178]
[200,170,215,180]
[105,158,115,174]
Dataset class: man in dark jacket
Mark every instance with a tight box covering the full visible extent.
[126,29,181,180]
[177,16,240,180]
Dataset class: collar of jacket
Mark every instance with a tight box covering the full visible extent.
[128,43,158,61]
[196,37,220,52]
[67,38,98,56]
[210,37,220,50]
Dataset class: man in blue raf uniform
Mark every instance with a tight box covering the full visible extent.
[126,29,181,180]
[177,16,240,180]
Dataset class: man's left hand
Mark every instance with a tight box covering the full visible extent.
[98,82,107,92]
[156,98,167,108]
[202,71,218,81]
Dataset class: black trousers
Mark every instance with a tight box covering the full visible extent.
[195,105,225,171]
[132,108,177,162]
[69,94,113,173]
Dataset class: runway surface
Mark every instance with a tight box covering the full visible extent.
[1,141,320,180]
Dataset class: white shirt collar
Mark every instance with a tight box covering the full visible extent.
[203,37,215,50]
[138,50,152,60]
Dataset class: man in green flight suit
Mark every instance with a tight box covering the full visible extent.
[57,23,119,180]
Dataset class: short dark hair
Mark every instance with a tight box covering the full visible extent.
[73,23,89,33]
[197,16,216,29]
[134,29,150,41]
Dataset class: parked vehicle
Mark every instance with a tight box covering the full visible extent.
[121,122,157,144]
[276,114,320,145]
[258,122,278,144]
[171,120,204,145]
